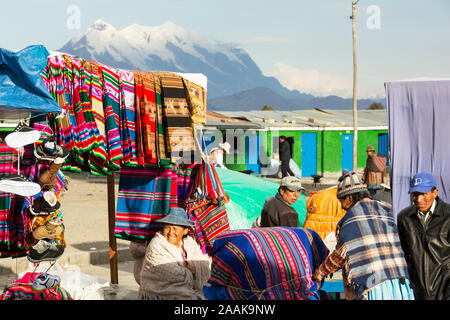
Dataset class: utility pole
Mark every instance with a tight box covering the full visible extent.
[351,1,359,172]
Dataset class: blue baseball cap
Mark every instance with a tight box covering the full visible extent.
[409,172,437,194]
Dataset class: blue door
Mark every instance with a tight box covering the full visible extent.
[301,133,317,177]
[378,133,390,166]
[202,134,215,154]
[341,134,353,172]
[246,135,261,174]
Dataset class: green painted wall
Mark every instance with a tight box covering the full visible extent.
[206,128,388,175]
[320,129,388,174]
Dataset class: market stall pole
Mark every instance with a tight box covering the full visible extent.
[107,172,119,284]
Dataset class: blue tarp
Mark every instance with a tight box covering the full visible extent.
[0,45,61,119]
[385,78,450,217]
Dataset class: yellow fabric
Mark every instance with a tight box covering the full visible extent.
[304,186,347,239]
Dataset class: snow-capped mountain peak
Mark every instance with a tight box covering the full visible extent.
[58,20,304,99]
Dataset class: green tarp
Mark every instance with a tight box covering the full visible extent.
[215,168,307,229]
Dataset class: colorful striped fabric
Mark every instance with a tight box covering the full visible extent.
[0,143,39,257]
[186,200,229,254]
[154,74,169,164]
[101,64,122,170]
[156,72,195,163]
[206,227,329,300]
[88,61,109,174]
[118,69,137,166]
[114,166,177,242]
[134,71,157,165]
[1,272,72,300]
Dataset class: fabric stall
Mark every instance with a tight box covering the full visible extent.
[0,44,225,299]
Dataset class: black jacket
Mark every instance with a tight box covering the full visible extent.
[279,140,291,162]
[260,193,299,228]
[397,197,450,300]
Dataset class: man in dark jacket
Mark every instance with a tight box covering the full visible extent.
[279,136,295,178]
[260,176,305,227]
[397,172,450,300]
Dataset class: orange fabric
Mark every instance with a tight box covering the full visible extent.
[304,187,347,239]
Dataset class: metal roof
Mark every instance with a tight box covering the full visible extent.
[207,108,387,130]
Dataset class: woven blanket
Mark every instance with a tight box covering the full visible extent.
[134,71,157,164]
[336,198,409,298]
[138,231,211,300]
[101,63,122,170]
[207,227,328,300]
[114,166,177,242]
[87,61,109,174]
[154,74,169,164]
[1,272,72,300]
[182,77,207,127]
[118,69,137,166]
[155,72,195,163]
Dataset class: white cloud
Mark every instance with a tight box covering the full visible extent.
[269,62,383,99]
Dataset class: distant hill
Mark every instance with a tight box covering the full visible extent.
[208,86,384,111]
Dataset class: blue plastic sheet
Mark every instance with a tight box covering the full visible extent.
[0,45,61,119]
[214,167,307,229]
[385,78,450,217]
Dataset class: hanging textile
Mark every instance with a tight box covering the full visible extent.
[184,160,230,254]
[154,74,170,164]
[182,77,207,127]
[133,71,157,165]
[87,61,109,174]
[118,69,137,166]
[101,63,123,170]
[205,227,329,300]
[156,72,195,163]
[114,166,177,242]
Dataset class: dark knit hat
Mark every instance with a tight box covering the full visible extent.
[336,169,368,199]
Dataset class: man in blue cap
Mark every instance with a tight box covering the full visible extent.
[397,172,450,300]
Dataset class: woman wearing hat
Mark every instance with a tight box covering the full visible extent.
[138,207,211,300]
[313,170,414,300]
[208,142,231,169]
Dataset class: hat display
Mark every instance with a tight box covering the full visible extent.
[155,207,195,227]
[366,145,375,152]
[218,142,231,154]
[408,172,437,194]
[280,176,305,192]
[336,169,368,199]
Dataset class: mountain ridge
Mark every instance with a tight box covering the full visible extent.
[58,20,381,110]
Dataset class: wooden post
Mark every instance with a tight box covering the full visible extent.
[107,171,119,284]
[351,1,359,172]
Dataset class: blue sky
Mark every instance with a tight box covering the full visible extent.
[2,0,449,99]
